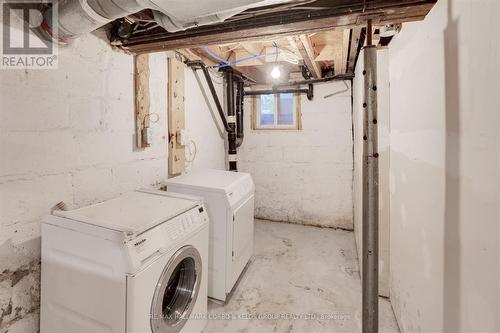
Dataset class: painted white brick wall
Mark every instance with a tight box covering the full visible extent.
[0,32,167,331]
[239,81,353,229]
[184,68,226,171]
[0,34,224,331]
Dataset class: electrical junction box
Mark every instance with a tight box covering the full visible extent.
[177,128,190,146]
[141,127,152,146]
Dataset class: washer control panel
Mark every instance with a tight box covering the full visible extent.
[125,204,209,271]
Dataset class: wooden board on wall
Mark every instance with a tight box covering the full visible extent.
[168,57,186,176]
[135,54,150,148]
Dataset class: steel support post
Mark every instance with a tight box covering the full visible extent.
[362,20,379,333]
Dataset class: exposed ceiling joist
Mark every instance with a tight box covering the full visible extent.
[163,0,435,84]
[233,66,268,83]
[339,29,351,75]
[119,1,436,54]
[285,36,302,60]
[298,35,322,78]
[241,43,264,58]
[186,47,267,83]
[179,24,382,84]
[314,44,337,62]
[347,27,363,73]
[233,49,264,66]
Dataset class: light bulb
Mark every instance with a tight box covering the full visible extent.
[271,66,281,79]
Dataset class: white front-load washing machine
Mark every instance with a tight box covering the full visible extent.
[40,190,209,333]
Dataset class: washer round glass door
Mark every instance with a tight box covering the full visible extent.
[151,246,202,333]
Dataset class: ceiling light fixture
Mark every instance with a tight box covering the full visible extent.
[271,66,281,79]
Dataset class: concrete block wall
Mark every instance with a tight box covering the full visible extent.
[183,68,226,171]
[0,32,167,331]
[239,81,354,229]
[0,33,224,331]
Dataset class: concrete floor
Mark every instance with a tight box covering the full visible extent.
[204,219,399,333]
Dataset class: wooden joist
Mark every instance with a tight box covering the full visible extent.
[340,29,350,75]
[285,36,302,60]
[187,47,268,83]
[120,1,436,54]
[156,0,436,82]
[298,35,321,78]
[240,43,265,65]
[347,27,363,73]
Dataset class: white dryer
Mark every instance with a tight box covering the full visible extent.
[163,169,255,302]
[41,190,209,333]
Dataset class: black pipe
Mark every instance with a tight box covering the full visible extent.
[244,85,314,100]
[244,88,309,96]
[226,69,238,171]
[307,83,314,101]
[187,61,243,171]
[236,80,244,148]
[272,74,354,89]
[186,61,231,132]
[200,66,231,132]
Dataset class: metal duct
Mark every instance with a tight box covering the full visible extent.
[152,0,294,32]
[41,0,291,42]
[41,0,142,42]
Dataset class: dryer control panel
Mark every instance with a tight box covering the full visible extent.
[226,176,255,208]
[124,204,209,272]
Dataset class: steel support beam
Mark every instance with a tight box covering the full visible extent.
[362,20,379,333]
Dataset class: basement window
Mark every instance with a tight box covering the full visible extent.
[252,93,301,130]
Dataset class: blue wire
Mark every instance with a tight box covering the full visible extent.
[204,46,230,65]
[211,52,281,69]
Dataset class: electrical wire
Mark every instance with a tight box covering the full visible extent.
[323,81,350,99]
[208,70,224,85]
[273,42,278,63]
[142,112,160,126]
[204,46,283,69]
[203,40,301,69]
[174,50,223,84]
[204,47,230,65]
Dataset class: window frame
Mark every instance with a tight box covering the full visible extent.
[251,88,302,131]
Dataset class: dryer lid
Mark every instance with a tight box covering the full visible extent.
[53,190,200,234]
[164,168,253,193]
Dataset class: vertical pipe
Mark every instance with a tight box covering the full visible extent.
[236,79,245,148]
[200,65,230,132]
[362,20,379,333]
[366,19,373,47]
[226,69,238,171]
